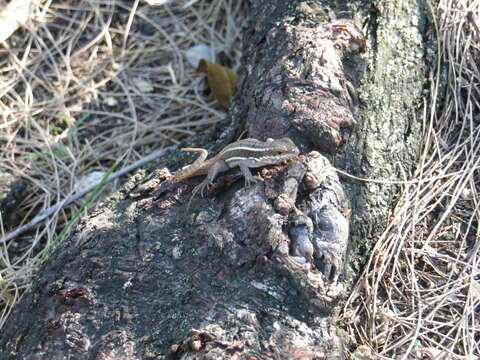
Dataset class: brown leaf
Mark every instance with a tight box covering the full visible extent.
[197,59,238,109]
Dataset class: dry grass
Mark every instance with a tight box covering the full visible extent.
[343,1,480,359]
[0,0,244,329]
[0,0,478,358]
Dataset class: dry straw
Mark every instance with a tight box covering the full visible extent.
[343,1,480,358]
[0,0,244,329]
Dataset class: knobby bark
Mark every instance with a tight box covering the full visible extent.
[0,0,433,359]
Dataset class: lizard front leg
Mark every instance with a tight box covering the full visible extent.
[238,163,257,187]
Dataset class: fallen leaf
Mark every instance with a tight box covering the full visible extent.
[197,59,237,109]
[185,44,215,67]
[469,280,480,301]
[75,171,107,192]
[104,97,118,106]
[418,347,445,359]
[133,78,154,93]
[144,0,173,5]
[0,0,34,43]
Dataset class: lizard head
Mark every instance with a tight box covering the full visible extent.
[268,138,300,159]
[245,138,300,168]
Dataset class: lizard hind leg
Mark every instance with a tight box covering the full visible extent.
[187,179,210,210]
[193,179,211,198]
[186,160,227,209]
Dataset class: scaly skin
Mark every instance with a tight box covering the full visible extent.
[174,137,299,201]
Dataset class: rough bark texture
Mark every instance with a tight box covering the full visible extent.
[0,0,434,359]
[334,1,432,273]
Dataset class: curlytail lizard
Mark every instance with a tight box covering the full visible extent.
[174,138,300,203]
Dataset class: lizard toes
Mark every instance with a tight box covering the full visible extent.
[200,182,212,198]
[244,176,259,188]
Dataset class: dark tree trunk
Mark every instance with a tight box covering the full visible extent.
[0,0,432,359]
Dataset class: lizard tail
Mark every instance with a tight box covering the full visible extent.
[173,148,209,180]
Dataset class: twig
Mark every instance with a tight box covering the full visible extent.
[0,145,176,244]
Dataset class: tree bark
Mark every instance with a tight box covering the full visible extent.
[0,0,433,359]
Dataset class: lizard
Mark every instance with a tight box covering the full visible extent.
[173,138,300,204]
